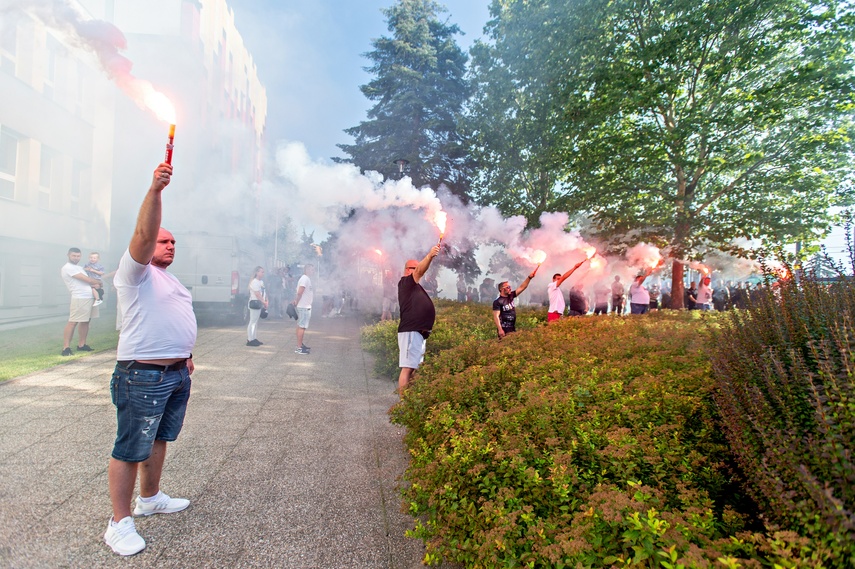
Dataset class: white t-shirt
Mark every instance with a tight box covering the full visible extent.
[114,249,197,360]
[629,282,650,304]
[248,278,266,307]
[61,262,92,299]
[697,283,713,305]
[296,274,313,308]
[547,281,565,313]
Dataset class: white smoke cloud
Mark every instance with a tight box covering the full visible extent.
[2,0,174,121]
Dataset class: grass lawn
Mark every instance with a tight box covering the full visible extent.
[0,309,120,382]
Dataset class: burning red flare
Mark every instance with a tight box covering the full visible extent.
[584,246,596,259]
[165,123,175,165]
[434,210,448,243]
[143,90,177,164]
[533,250,547,265]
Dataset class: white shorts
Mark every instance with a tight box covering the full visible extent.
[398,331,426,370]
[69,297,99,322]
[296,306,311,329]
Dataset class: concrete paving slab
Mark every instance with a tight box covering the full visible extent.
[0,314,447,568]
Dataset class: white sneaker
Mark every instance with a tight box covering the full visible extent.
[104,516,145,556]
[133,491,190,516]
[93,299,103,306]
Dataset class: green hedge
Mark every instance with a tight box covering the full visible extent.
[364,306,843,567]
[710,277,855,567]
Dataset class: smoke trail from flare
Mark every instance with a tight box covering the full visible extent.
[1,0,175,122]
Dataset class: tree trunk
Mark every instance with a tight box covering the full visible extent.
[670,260,685,309]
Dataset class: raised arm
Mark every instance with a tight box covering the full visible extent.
[413,245,441,284]
[555,259,587,288]
[514,270,537,296]
[129,163,172,264]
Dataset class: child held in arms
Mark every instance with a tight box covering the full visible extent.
[84,252,106,306]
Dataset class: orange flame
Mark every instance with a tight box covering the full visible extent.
[532,250,547,265]
[584,246,596,259]
[589,256,604,270]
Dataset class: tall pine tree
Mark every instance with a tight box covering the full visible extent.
[336,0,472,197]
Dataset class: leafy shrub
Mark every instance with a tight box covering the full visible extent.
[385,312,769,567]
[709,275,855,566]
[361,299,545,379]
[364,302,846,567]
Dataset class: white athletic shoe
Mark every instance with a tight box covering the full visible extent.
[133,492,190,516]
[104,516,145,556]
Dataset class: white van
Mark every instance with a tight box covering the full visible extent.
[169,232,259,324]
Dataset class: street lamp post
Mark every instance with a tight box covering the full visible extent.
[394,158,409,180]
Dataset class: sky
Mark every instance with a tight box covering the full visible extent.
[227,0,491,162]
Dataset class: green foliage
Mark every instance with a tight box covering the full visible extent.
[709,275,855,566]
[360,299,543,379]
[363,304,847,567]
[468,0,855,260]
[336,0,473,197]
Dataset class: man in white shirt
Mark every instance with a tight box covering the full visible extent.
[696,276,714,311]
[546,259,588,322]
[103,162,197,557]
[60,247,103,355]
[293,264,315,354]
[629,269,653,314]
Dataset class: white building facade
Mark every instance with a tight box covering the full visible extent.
[0,0,267,327]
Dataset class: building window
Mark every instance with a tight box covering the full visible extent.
[39,145,54,209]
[0,127,18,200]
[43,36,60,101]
[70,161,83,216]
[0,20,17,75]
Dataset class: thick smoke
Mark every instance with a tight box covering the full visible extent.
[1,0,174,121]
[270,141,694,309]
[4,1,766,317]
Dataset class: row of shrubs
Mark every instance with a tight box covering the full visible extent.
[361,285,853,567]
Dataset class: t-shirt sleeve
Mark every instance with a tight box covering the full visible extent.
[115,249,148,287]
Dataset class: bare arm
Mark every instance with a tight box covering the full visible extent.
[129,163,172,264]
[413,245,441,283]
[493,309,504,337]
[514,271,537,296]
[293,285,305,305]
[555,259,586,288]
[72,273,101,286]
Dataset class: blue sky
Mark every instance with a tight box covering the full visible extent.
[228,0,490,161]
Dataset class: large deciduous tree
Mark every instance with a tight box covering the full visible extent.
[471,0,855,306]
[336,0,472,198]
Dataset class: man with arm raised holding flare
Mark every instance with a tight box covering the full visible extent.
[397,244,441,395]
[547,259,588,322]
[493,267,539,338]
[104,162,197,556]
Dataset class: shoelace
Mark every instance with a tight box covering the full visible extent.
[112,519,137,539]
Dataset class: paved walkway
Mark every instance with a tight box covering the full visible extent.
[0,314,433,568]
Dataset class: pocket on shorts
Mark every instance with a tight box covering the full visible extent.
[126,369,165,386]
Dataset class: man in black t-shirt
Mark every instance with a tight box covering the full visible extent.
[492,269,538,338]
[397,244,441,395]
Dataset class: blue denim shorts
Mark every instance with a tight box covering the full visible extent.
[110,363,191,462]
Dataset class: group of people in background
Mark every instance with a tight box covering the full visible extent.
[245,264,314,354]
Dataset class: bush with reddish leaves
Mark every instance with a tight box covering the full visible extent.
[362,299,849,567]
